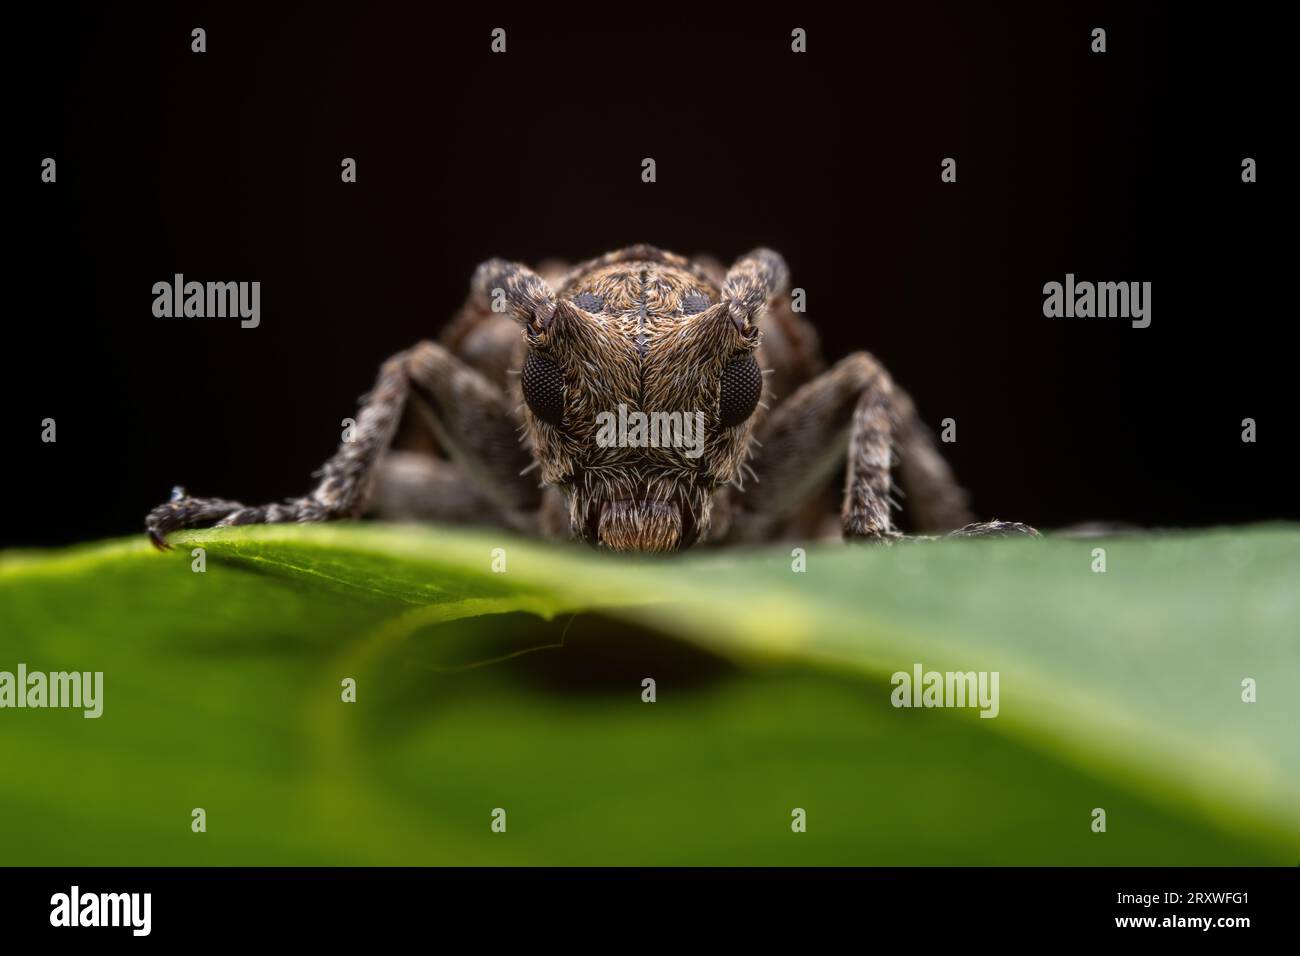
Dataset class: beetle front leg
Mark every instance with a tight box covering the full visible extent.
[739,351,990,542]
[737,352,900,540]
[145,341,538,548]
[841,362,902,540]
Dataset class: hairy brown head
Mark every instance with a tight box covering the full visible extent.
[482,245,787,552]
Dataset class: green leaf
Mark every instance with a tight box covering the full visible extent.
[1,523,1296,864]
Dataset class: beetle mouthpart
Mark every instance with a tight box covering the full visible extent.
[592,498,691,553]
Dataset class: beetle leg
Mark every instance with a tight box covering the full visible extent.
[146,342,538,547]
[735,351,982,542]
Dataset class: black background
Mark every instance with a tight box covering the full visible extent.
[6,2,1291,547]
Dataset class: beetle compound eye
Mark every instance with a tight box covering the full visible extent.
[718,354,763,427]
[522,350,565,426]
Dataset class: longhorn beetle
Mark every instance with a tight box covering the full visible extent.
[147,245,1033,552]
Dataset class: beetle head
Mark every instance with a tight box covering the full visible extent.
[484,245,787,552]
